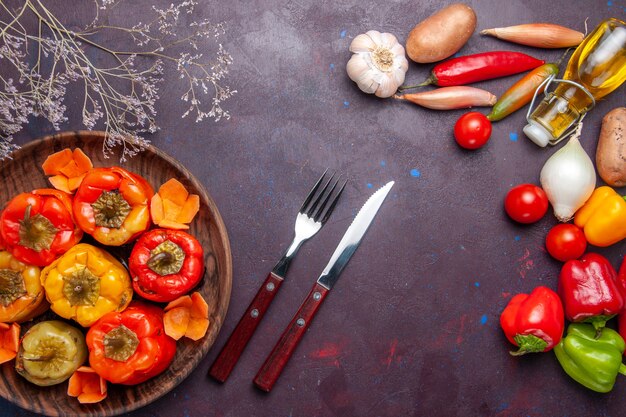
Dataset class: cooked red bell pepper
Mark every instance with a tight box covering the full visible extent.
[0,189,83,266]
[558,253,624,334]
[408,51,545,88]
[129,228,204,302]
[73,167,153,246]
[86,301,176,385]
[500,286,564,355]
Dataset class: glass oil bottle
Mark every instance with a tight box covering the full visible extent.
[524,18,626,147]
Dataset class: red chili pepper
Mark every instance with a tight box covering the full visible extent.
[129,228,204,303]
[558,253,624,334]
[407,51,545,88]
[500,286,564,355]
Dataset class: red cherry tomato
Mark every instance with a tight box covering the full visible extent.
[504,184,549,224]
[454,112,492,150]
[545,223,587,262]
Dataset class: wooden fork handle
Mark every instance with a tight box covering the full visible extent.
[209,272,284,383]
[253,282,329,392]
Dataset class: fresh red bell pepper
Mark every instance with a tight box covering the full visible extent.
[558,253,624,334]
[129,228,204,303]
[500,286,564,355]
[0,189,83,266]
[616,257,626,340]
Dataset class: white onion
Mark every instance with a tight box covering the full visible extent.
[540,129,596,222]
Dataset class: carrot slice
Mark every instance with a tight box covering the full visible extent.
[73,148,93,172]
[162,198,182,220]
[157,219,189,230]
[42,149,73,175]
[177,194,200,224]
[159,179,189,206]
[48,175,71,193]
[67,366,107,404]
[165,295,193,311]
[163,307,191,340]
[163,292,210,341]
[67,173,87,192]
[0,322,20,364]
[150,193,165,224]
[59,160,82,178]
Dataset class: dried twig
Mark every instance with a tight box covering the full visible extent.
[0,0,236,160]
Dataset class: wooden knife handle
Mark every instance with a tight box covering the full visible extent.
[253,282,329,392]
[209,272,284,383]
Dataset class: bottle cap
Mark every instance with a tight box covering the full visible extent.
[523,121,552,147]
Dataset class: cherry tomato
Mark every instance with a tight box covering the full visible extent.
[545,224,587,262]
[454,112,492,150]
[504,184,549,224]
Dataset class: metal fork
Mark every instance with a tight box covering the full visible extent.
[209,170,346,383]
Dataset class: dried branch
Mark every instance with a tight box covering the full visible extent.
[0,0,236,160]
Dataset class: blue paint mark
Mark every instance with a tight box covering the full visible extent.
[343,100,350,108]
[184,394,190,400]
[340,29,347,38]
[607,0,612,5]
[514,235,521,242]
[183,409,190,417]
[480,314,488,325]
[410,168,421,178]
[474,282,480,287]
[165,136,173,144]
[509,132,518,142]
[329,63,335,70]
[367,183,373,188]
[380,160,386,167]
[453,52,461,58]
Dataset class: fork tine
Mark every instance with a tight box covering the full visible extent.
[299,169,328,213]
[311,177,340,222]
[306,172,335,217]
[320,179,347,223]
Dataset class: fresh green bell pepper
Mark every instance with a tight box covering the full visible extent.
[554,323,626,393]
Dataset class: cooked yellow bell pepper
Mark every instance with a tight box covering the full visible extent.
[0,251,48,323]
[41,244,132,327]
[574,186,626,247]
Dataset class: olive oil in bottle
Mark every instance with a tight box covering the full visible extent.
[524,18,626,147]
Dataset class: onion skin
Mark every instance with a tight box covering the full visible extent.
[395,86,496,110]
[480,23,584,49]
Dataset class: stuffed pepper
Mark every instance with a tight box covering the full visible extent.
[0,189,83,266]
[129,229,204,302]
[86,301,176,385]
[41,243,133,327]
[0,251,48,323]
[73,167,153,246]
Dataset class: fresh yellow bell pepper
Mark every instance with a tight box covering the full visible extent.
[0,251,48,323]
[41,243,132,327]
[574,186,626,247]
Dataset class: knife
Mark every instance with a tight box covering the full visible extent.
[253,181,394,392]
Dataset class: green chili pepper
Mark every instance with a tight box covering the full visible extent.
[554,323,626,393]
[487,63,559,122]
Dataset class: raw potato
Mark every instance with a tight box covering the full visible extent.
[406,3,476,64]
[596,107,626,187]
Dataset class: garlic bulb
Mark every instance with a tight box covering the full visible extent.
[346,31,409,98]
[540,129,596,222]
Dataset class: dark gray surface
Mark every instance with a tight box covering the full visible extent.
[2,0,626,416]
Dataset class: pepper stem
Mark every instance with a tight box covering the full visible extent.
[586,315,615,339]
[620,363,626,377]
[147,240,185,276]
[397,75,435,91]
[510,334,548,356]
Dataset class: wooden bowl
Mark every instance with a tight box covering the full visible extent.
[0,131,232,416]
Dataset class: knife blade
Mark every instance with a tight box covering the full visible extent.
[253,181,394,392]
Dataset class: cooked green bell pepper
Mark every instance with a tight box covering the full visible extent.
[554,323,626,393]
